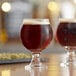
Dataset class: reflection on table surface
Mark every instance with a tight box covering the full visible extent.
[0,53,76,76]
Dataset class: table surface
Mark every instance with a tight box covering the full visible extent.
[0,53,76,76]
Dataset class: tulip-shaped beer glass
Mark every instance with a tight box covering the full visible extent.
[20,19,53,70]
[56,19,76,66]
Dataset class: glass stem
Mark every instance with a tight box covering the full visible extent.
[30,53,42,67]
[67,51,76,63]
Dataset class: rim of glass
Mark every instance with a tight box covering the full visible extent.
[23,19,50,25]
[59,18,76,23]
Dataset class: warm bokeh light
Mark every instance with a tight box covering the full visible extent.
[48,1,59,12]
[1,70,11,76]
[0,29,8,43]
[74,0,76,4]
[47,1,60,30]
[1,2,11,12]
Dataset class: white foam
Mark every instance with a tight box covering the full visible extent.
[23,19,50,25]
[59,18,76,23]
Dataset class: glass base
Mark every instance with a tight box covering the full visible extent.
[60,50,76,68]
[25,53,47,70]
[25,63,47,70]
[60,61,76,68]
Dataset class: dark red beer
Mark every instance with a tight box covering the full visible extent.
[57,20,76,47]
[20,23,53,53]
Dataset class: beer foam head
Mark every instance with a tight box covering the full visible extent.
[23,19,50,25]
[59,18,76,23]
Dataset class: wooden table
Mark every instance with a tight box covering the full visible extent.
[0,53,76,76]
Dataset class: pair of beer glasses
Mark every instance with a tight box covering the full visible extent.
[20,19,76,70]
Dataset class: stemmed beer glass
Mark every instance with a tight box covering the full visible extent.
[56,19,76,66]
[20,19,53,70]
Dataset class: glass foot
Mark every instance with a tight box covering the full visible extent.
[60,61,76,68]
[25,53,47,70]
[25,63,47,70]
[60,51,76,68]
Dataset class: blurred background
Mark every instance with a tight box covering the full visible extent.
[0,0,76,53]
